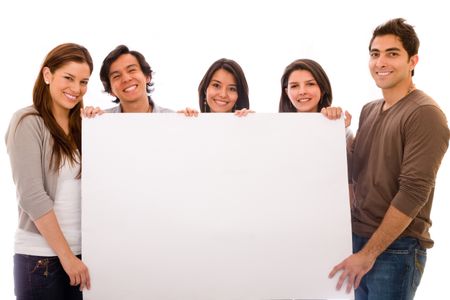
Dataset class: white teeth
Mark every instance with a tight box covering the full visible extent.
[298,98,310,102]
[64,93,76,100]
[214,100,228,106]
[378,71,390,76]
[124,85,137,92]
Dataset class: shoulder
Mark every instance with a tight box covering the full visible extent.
[399,90,442,112]
[409,90,438,106]
[402,92,449,140]
[409,90,446,115]
[8,106,44,132]
[359,99,383,121]
[5,106,48,150]
[404,90,447,123]
[362,99,383,112]
[12,105,39,119]
[104,105,121,113]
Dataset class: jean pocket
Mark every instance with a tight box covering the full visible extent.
[30,256,61,278]
[413,248,427,289]
[31,258,49,276]
[383,248,410,255]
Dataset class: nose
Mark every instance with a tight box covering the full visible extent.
[298,84,306,95]
[121,72,132,82]
[375,55,387,68]
[219,87,227,98]
[70,81,81,95]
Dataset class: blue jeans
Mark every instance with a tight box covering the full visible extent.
[352,234,427,300]
[14,254,82,300]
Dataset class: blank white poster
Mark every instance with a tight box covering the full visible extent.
[82,113,353,300]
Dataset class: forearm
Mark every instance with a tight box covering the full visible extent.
[359,205,413,260]
[34,210,75,261]
[35,209,90,289]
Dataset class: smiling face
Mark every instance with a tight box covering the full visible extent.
[205,69,238,113]
[108,53,150,105]
[369,34,418,93]
[43,61,91,116]
[285,69,321,112]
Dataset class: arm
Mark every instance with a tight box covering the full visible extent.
[6,112,90,290]
[6,112,55,224]
[330,104,449,293]
[35,211,91,290]
[329,205,412,293]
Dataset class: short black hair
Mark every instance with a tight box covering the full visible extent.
[99,45,154,103]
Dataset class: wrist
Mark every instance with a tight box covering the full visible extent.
[359,245,380,262]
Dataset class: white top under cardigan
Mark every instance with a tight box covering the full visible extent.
[15,159,81,256]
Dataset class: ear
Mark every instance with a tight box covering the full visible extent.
[42,67,52,84]
[409,54,419,71]
[146,75,151,84]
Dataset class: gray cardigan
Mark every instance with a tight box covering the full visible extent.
[5,106,60,233]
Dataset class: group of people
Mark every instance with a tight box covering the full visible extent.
[5,18,449,300]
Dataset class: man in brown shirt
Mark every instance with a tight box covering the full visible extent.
[329,18,449,300]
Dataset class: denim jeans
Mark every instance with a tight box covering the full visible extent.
[352,233,427,300]
[14,254,82,300]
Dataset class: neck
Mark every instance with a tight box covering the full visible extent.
[382,81,415,111]
[120,98,152,113]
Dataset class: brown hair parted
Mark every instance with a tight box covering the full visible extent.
[29,43,93,172]
[369,18,420,76]
[198,58,249,112]
[99,45,154,103]
[279,59,332,112]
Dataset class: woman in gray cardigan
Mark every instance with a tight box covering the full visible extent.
[5,43,93,300]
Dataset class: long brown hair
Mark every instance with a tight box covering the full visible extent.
[23,43,93,172]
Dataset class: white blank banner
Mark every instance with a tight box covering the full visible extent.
[82,113,352,300]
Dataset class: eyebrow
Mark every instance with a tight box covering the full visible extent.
[288,79,316,84]
[370,47,401,53]
[126,64,139,69]
[109,64,139,77]
[386,47,401,52]
[109,70,120,78]
[211,79,237,86]
[63,72,89,81]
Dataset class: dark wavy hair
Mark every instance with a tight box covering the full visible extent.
[279,59,332,112]
[198,58,249,112]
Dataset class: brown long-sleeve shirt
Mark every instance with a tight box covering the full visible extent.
[349,90,449,248]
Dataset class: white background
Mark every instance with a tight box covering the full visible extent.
[0,0,448,299]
